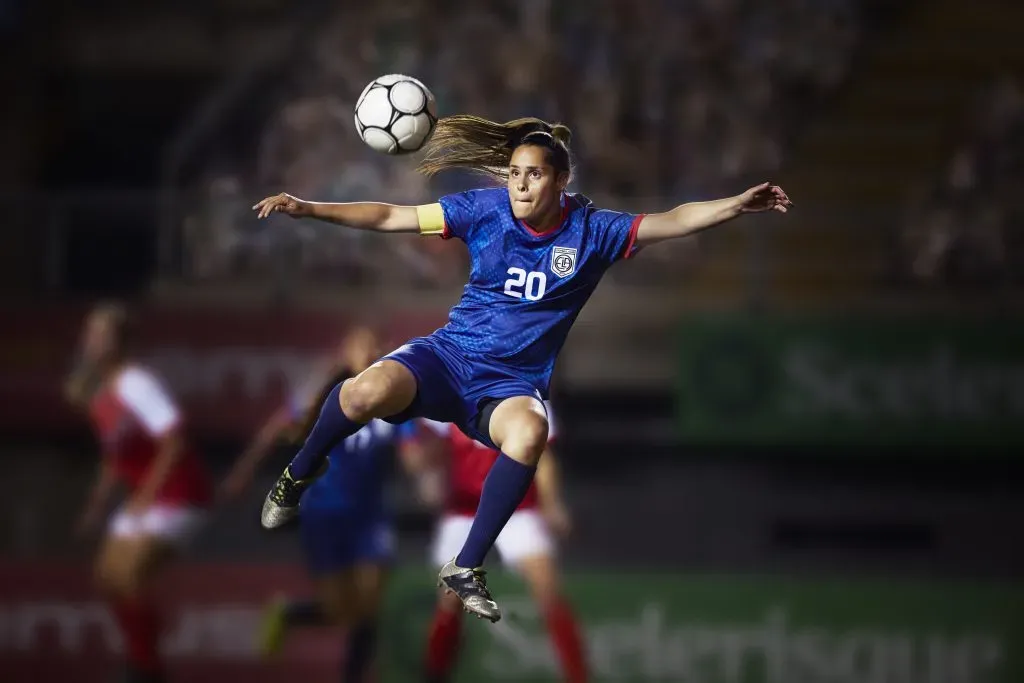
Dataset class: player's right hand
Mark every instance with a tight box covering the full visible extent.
[253,193,311,220]
[543,500,573,538]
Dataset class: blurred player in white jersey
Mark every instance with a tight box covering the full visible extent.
[66,302,211,683]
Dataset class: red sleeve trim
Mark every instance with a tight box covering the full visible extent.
[622,214,646,260]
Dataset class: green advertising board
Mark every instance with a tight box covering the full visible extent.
[380,569,1024,683]
[675,314,1024,446]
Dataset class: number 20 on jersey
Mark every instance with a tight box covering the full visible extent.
[503,267,547,301]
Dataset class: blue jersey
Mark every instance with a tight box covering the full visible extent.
[433,188,642,396]
[300,418,415,516]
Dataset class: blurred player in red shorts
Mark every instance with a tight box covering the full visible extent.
[65,302,211,683]
[406,402,586,683]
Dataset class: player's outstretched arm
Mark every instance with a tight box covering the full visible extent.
[535,445,572,537]
[75,459,117,538]
[128,429,185,513]
[220,406,294,500]
[253,193,422,233]
[635,182,792,249]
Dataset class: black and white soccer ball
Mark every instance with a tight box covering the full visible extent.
[354,74,437,155]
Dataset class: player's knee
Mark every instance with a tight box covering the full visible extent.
[498,413,548,464]
[339,375,390,421]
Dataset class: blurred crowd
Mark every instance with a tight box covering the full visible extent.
[184,0,862,289]
[898,76,1024,288]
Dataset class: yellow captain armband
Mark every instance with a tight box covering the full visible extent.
[416,203,447,236]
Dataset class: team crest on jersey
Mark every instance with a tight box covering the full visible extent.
[551,246,577,278]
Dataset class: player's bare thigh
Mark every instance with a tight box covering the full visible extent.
[95,534,176,599]
[339,360,417,421]
[487,396,549,466]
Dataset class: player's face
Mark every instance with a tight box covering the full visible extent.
[508,145,567,226]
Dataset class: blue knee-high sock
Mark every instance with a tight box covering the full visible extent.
[456,453,537,568]
[342,619,378,683]
[289,382,363,480]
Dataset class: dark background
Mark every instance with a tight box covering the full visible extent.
[1,0,1022,681]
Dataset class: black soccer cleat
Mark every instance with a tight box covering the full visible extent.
[438,558,501,622]
[260,465,323,529]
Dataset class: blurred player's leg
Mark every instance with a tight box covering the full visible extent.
[259,596,326,656]
[424,515,471,682]
[98,506,203,683]
[424,591,464,683]
[95,526,171,682]
[289,501,393,682]
[337,563,387,683]
[311,564,386,683]
[260,568,384,683]
[494,511,587,683]
[262,361,417,528]
[518,554,587,683]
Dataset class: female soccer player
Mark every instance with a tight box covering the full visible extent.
[253,115,792,622]
[67,302,211,683]
[409,404,587,683]
[222,326,416,683]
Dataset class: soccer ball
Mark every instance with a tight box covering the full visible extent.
[354,74,437,155]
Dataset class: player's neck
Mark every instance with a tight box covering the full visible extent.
[526,203,564,234]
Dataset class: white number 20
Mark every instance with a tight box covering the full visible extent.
[504,267,547,301]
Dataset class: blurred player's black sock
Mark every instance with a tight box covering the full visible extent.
[283,600,326,626]
[456,453,536,568]
[342,619,378,683]
[289,382,363,479]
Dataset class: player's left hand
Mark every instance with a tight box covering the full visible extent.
[738,182,792,214]
[543,500,573,538]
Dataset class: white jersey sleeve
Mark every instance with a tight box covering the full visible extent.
[116,366,181,437]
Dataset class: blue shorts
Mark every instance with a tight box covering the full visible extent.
[381,334,543,448]
[298,504,394,576]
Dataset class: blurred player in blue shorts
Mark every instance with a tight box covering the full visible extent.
[252,114,792,621]
[222,327,416,683]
